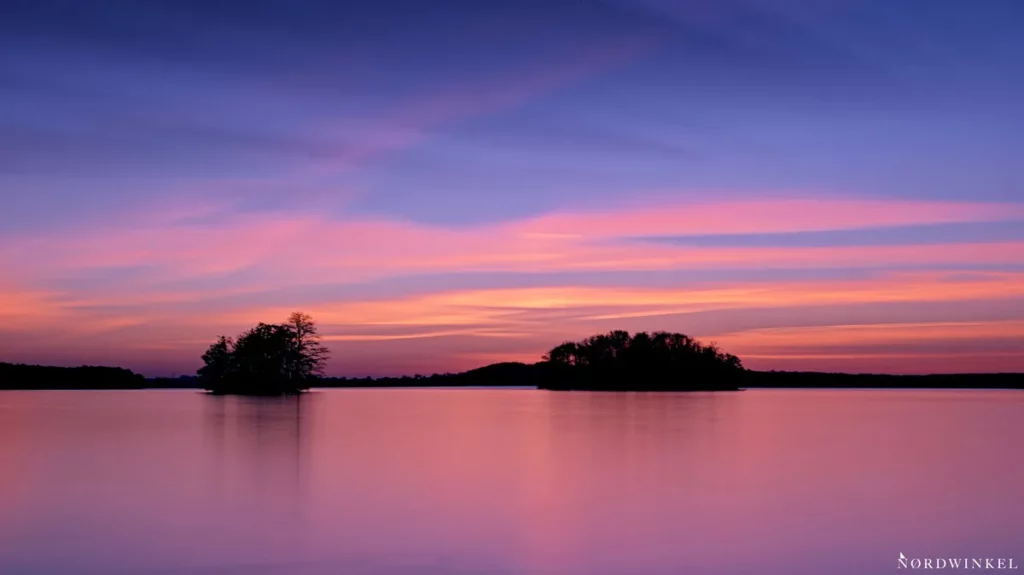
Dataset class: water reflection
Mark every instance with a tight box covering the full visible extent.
[202,394,312,508]
[0,389,1021,575]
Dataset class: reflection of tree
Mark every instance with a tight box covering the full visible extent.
[202,393,314,515]
[514,391,736,570]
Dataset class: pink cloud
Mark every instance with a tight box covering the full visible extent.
[7,196,1023,294]
[4,195,1024,375]
[234,270,1024,331]
[115,36,660,214]
[716,319,1024,352]
[515,196,1024,237]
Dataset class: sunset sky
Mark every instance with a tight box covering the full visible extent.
[2,0,1023,376]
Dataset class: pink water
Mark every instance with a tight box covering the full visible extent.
[1,389,1021,574]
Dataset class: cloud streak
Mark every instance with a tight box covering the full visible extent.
[6,196,1023,286]
[3,194,1024,375]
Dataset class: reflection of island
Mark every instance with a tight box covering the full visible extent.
[513,390,738,570]
[203,394,313,511]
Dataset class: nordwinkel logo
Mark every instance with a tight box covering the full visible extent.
[899,553,1019,570]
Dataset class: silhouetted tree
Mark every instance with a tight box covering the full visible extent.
[198,313,331,395]
[540,330,744,391]
[286,312,329,380]
[198,336,233,384]
[230,323,296,391]
[542,341,581,366]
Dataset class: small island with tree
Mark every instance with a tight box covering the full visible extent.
[197,312,330,395]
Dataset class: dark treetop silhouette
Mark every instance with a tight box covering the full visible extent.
[0,363,147,390]
[198,312,330,395]
[538,330,744,391]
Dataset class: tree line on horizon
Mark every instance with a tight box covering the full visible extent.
[0,362,147,390]
[3,358,1022,391]
[4,317,1024,390]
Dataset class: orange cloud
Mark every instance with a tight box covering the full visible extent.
[716,320,1024,350]
[238,271,1024,331]
[710,319,1024,374]
[3,195,1024,374]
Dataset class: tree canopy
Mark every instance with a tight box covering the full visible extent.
[540,330,743,391]
[198,312,329,395]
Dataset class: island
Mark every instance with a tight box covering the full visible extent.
[534,330,743,391]
[196,312,330,395]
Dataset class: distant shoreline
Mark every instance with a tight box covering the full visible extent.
[2,361,1022,391]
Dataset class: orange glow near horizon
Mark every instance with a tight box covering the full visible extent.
[2,196,1024,376]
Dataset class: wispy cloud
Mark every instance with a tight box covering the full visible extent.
[717,319,1024,374]
[3,195,1023,374]
[7,196,1022,285]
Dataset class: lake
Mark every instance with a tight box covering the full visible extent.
[0,389,1021,574]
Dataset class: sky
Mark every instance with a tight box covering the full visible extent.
[2,0,1023,377]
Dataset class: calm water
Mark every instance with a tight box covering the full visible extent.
[0,389,1021,574]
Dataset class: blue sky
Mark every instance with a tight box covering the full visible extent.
[2,0,1023,375]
